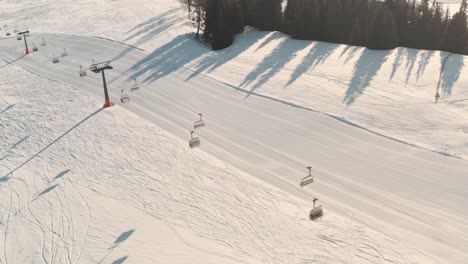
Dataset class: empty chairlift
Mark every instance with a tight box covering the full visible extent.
[189,131,200,148]
[120,89,130,103]
[6,31,10,36]
[300,166,315,188]
[32,43,38,52]
[130,79,140,92]
[79,66,87,77]
[52,54,59,64]
[309,198,324,221]
[194,113,205,129]
[61,48,68,57]
[40,38,47,46]
[89,59,97,72]
[16,34,22,41]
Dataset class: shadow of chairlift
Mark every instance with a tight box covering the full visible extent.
[79,66,87,77]
[120,89,130,103]
[130,79,140,92]
[52,54,59,64]
[300,166,314,188]
[189,131,200,148]
[40,38,46,46]
[309,198,324,221]
[194,113,205,129]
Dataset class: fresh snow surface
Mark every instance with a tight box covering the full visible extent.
[1,0,468,263]
[0,65,439,264]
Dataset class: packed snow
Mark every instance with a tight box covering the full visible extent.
[1,0,468,263]
[0,65,440,263]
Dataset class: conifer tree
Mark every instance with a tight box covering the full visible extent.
[443,0,467,54]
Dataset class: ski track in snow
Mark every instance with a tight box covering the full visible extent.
[0,63,440,263]
[0,0,467,263]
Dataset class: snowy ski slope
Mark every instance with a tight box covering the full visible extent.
[0,63,440,264]
[1,0,468,263]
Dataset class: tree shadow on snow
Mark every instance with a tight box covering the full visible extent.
[112,256,128,264]
[97,229,135,264]
[343,50,390,106]
[53,169,71,181]
[389,49,434,84]
[0,175,10,183]
[35,184,59,198]
[124,9,185,46]
[415,50,435,81]
[286,41,339,86]
[125,35,206,83]
[441,54,464,96]
[0,135,30,160]
[0,104,15,115]
[114,229,135,245]
[186,30,272,81]
[240,38,310,98]
[113,9,186,62]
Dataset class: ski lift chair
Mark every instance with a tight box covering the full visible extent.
[52,54,59,64]
[130,79,140,92]
[300,166,315,188]
[309,198,324,221]
[189,131,200,148]
[61,48,68,57]
[120,89,130,103]
[6,32,10,36]
[79,66,87,77]
[32,43,38,52]
[16,35,21,41]
[89,59,98,72]
[40,38,46,46]
[194,113,205,129]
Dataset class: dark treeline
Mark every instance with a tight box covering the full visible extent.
[184,0,468,54]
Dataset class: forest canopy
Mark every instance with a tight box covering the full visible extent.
[184,0,468,54]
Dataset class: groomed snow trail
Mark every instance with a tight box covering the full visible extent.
[0,33,467,263]
[0,64,438,263]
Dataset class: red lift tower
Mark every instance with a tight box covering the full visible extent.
[17,30,30,55]
[90,61,113,108]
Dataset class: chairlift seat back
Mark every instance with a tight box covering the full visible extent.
[53,57,59,64]
[194,120,205,129]
[79,69,87,77]
[32,46,38,52]
[61,51,68,57]
[189,137,200,148]
[309,207,324,221]
[41,40,46,46]
[6,32,10,36]
[17,35,21,40]
[120,95,130,104]
[130,83,140,91]
[300,176,314,188]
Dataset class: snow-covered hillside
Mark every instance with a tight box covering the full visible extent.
[5,0,468,160]
[0,64,440,264]
[1,0,468,263]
